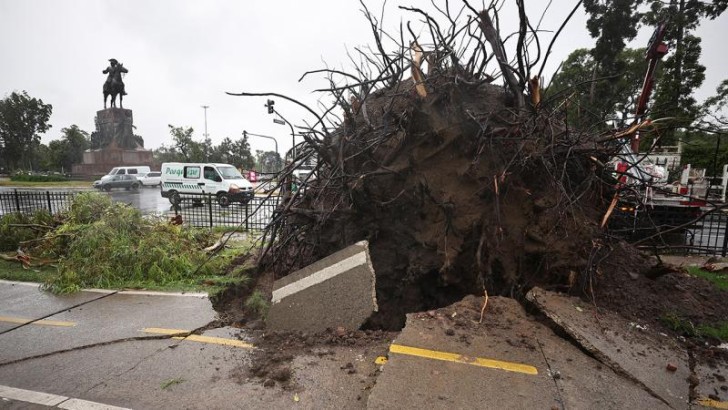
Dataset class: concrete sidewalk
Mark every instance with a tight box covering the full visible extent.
[367,296,668,409]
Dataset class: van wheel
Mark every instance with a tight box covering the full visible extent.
[169,191,181,205]
[217,193,231,208]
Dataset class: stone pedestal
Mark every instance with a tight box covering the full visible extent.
[96,108,134,144]
[72,108,154,176]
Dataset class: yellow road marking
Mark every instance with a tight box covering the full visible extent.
[0,316,76,327]
[699,399,728,409]
[142,328,254,349]
[389,344,538,375]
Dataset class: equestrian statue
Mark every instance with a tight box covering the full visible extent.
[103,58,128,109]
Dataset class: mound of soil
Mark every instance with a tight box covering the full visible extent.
[593,244,728,344]
[243,327,396,390]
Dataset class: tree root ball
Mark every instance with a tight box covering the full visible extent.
[261,74,622,330]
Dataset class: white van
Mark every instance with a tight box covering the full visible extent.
[160,163,254,207]
[100,166,151,182]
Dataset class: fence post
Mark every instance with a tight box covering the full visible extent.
[208,193,213,228]
[245,200,249,232]
[722,213,728,257]
[46,191,53,214]
[14,189,20,213]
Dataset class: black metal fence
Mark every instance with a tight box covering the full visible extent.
[682,211,728,256]
[168,193,280,230]
[0,189,75,216]
[0,189,280,232]
[624,206,728,256]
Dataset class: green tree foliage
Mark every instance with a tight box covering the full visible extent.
[583,0,643,75]
[642,0,726,142]
[681,130,728,171]
[255,150,283,173]
[209,137,255,169]
[47,125,89,172]
[0,91,53,171]
[702,79,728,128]
[579,0,727,145]
[548,48,645,130]
[169,125,205,162]
[578,1,645,129]
[154,125,254,169]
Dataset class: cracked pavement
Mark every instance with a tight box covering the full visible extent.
[0,280,386,409]
[3,280,726,409]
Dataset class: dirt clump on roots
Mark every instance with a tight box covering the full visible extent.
[259,74,621,330]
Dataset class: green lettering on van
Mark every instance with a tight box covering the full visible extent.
[165,168,183,177]
[187,168,200,178]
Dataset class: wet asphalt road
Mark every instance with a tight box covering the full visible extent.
[106,185,172,214]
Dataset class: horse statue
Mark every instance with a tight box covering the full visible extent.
[103,58,128,109]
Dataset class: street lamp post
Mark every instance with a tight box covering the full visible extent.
[201,105,210,160]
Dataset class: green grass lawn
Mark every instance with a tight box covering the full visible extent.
[0,179,93,188]
[685,266,728,290]
[0,259,57,283]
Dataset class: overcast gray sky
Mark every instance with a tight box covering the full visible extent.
[1,1,726,157]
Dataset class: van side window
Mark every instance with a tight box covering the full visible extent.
[184,166,201,179]
[119,169,126,175]
[204,166,218,181]
[128,169,137,174]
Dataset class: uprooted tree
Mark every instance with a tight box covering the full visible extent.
[228,2,662,329]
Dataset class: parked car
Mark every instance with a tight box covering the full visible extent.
[139,171,162,186]
[93,174,141,191]
[99,166,151,182]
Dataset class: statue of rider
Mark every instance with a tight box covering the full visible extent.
[103,58,128,96]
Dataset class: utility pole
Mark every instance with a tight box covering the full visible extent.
[201,105,210,161]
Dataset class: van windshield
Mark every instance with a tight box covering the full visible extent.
[218,166,243,180]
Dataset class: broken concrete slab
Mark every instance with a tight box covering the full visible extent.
[267,240,377,333]
[527,287,690,409]
[368,296,668,409]
[694,359,728,406]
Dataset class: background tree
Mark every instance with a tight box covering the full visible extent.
[168,125,204,162]
[47,125,89,172]
[0,91,53,171]
[643,0,726,143]
[209,137,234,164]
[154,126,254,169]
[152,144,180,163]
[255,150,283,173]
[209,137,255,169]
[228,136,255,170]
[34,143,52,171]
[579,0,644,127]
[548,47,645,130]
[701,78,728,130]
